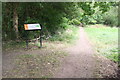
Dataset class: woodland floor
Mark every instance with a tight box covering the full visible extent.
[2,27,118,78]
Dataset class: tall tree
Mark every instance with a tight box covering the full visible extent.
[13,2,19,39]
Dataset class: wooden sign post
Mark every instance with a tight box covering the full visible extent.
[24,23,42,48]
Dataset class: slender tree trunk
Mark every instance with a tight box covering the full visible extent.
[13,3,19,40]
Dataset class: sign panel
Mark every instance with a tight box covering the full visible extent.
[24,24,41,30]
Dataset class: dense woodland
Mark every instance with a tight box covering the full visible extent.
[2,2,119,41]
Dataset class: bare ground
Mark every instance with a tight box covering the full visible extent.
[2,27,118,78]
[2,41,68,78]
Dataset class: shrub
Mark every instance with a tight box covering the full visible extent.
[69,19,81,26]
[49,25,79,43]
[102,6,118,27]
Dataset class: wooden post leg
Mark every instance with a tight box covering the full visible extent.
[40,30,42,48]
[26,39,28,49]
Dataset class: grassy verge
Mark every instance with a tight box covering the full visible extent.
[3,41,26,51]
[48,25,79,44]
[84,24,118,63]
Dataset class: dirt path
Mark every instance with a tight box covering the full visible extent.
[54,27,118,78]
[3,27,118,78]
[54,27,97,78]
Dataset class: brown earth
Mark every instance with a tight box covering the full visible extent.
[2,41,67,78]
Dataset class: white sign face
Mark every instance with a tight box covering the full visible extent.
[24,24,41,30]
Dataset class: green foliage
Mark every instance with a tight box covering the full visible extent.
[24,17,39,23]
[82,15,97,25]
[80,2,118,26]
[69,19,81,26]
[102,6,118,27]
[2,3,16,40]
[49,25,79,43]
[2,2,117,41]
[89,18,97,24]
[59,17,69,29]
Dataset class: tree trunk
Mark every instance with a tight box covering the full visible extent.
[13,3,19,40]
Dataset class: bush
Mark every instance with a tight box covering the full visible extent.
[59,23,69,29]
[49,25,79,43]
[69,19,81,26]
[88,17,97,24]
[59,17,69,29]
[102,6,118,27]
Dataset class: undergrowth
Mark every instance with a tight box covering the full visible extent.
[48,25,79,44]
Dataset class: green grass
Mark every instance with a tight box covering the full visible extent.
[49,25,79,44]
[84,25,118,63]
[3,41,26,51]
